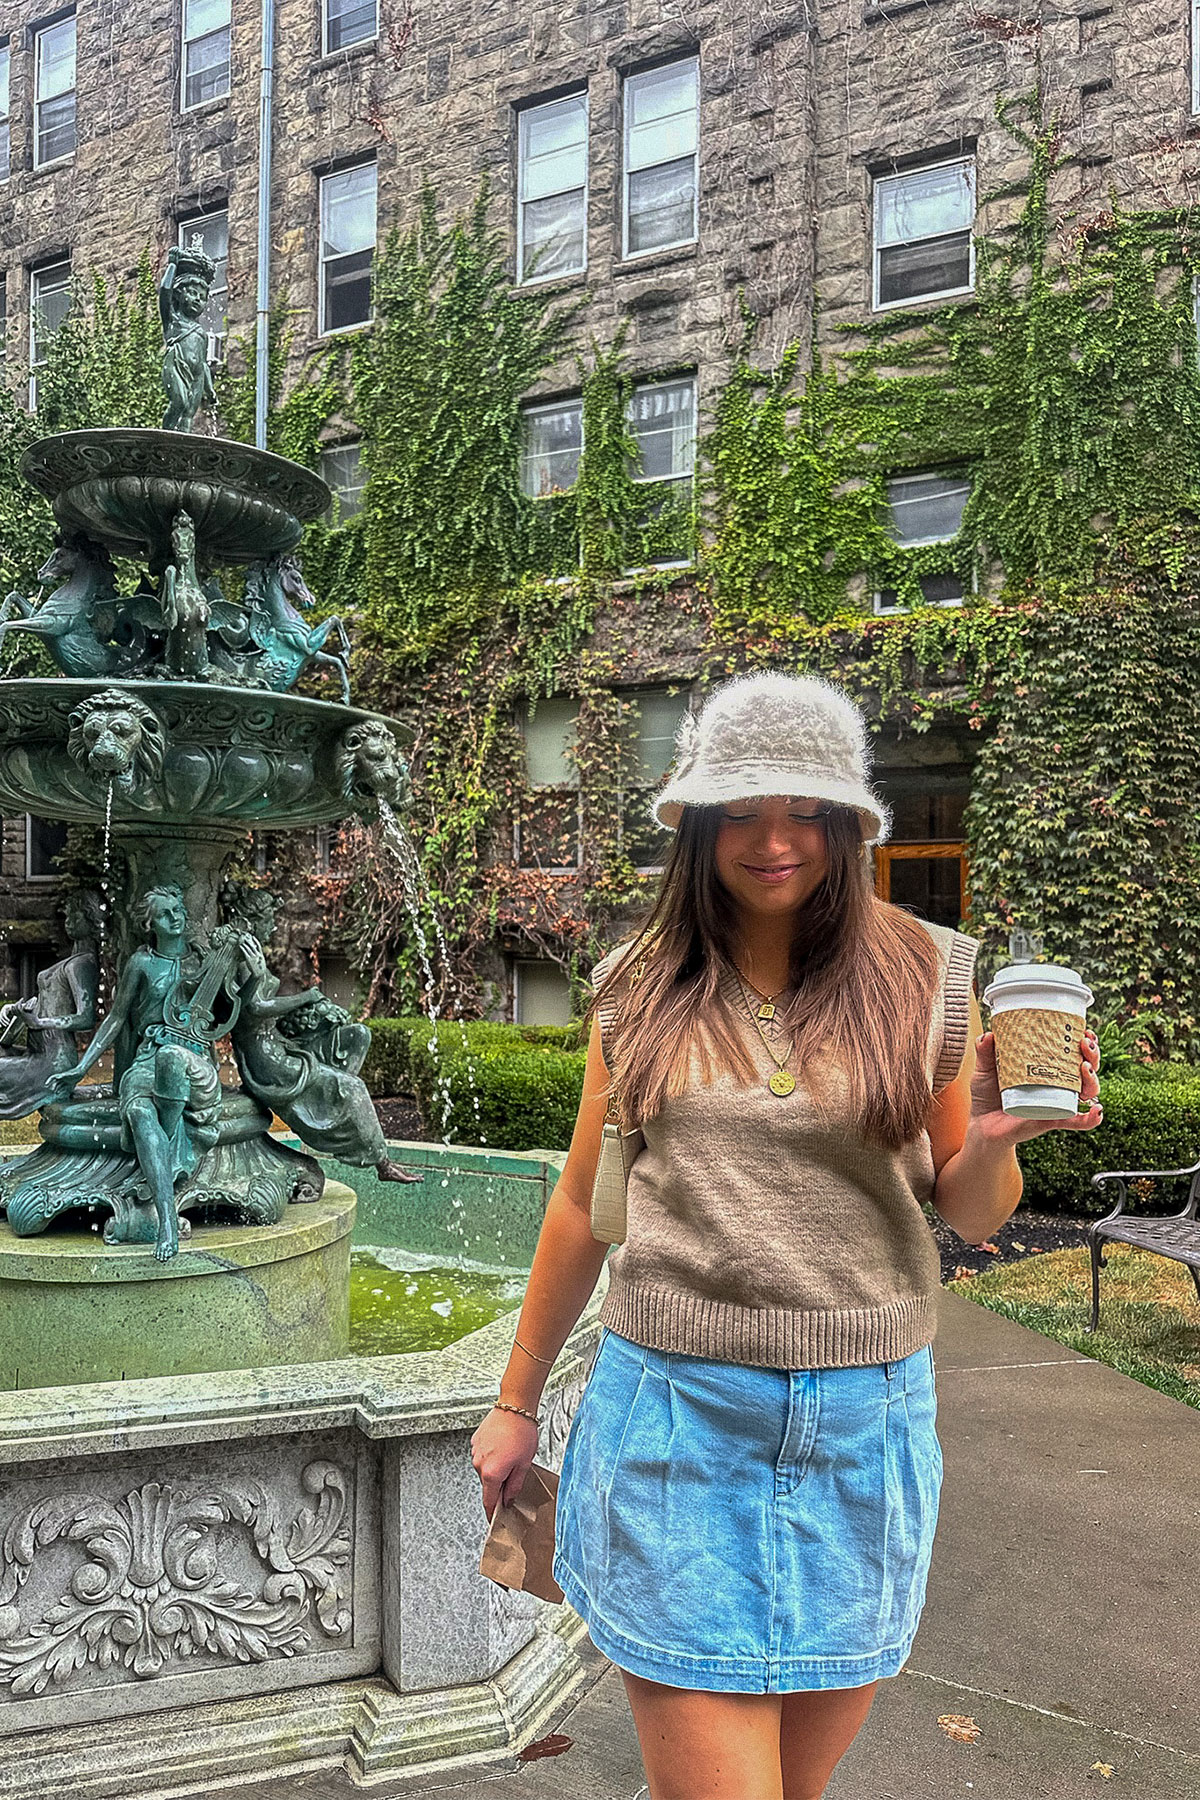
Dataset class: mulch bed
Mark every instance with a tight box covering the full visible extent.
[933,1208,1089,1283]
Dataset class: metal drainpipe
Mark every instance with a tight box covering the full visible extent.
[254,0,275,451]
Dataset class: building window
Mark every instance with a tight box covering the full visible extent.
[873,780,968,930]
[875,471,969,615]
[518,696,580,870]
[319,442,365,520]
[314,825,334,873]
[520,397,583,497]
[628,376,696,488]
[25,814,67,880]
[0,42,10,182]
[324,0,378,54]
[320,162,376,334]
[514,959,573,1027]
[621,687,690,870]
[522,696,579,788]
[1193,1,1200,113]
[177,209,228,359]
[517,92,588,284]
[29,257,72,407]
[182,0,231,110]
[623,57,699,258]
[873,156,975,310]
[34,15,76,168]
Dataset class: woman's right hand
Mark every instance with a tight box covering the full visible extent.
[470,1406,540,1522]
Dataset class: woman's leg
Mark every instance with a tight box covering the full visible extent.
[778,1681,880,1800]
[620,1670,785,1800]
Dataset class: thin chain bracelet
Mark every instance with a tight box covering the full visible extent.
[493,1399,541,1427]
[514,1335,555,1364]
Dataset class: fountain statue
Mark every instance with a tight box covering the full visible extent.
[0,245,417,1277]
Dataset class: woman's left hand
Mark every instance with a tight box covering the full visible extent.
[968,1028,1102,1145]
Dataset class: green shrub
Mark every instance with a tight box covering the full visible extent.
[407,1039,586,1151]
[362,1015,587,1102]
[361,1017,426,1097]
[1017,1070,1200,1215]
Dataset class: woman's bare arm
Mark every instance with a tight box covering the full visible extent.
[492,1016,615,1414]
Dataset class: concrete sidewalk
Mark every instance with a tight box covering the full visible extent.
[231,1292,1200,1800]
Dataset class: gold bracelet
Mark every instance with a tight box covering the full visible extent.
[494,1399,541,1427]
[514,1334,555,1364]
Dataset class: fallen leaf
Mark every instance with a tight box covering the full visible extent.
[1011,1240,1026,1251]
[952,1265,976,1281]
[1030,1245,1044,1252]
[1090,1761,1115,1779]
[517,1732,573,1762]
[937,1713,981,1744]
[979,1241,1001,1254]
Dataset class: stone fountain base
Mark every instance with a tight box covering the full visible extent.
[0,1185,355,1389]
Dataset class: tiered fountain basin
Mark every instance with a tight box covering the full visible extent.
[0,1138,608,1799]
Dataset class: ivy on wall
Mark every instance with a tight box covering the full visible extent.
[5,78,1200,1052]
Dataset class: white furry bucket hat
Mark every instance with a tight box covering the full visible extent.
[651,671,891,845]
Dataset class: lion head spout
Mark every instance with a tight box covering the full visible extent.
[67,690,167,794]
[334,720,410,822]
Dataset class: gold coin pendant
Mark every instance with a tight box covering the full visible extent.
[768,1070,796,1097]
[757,1002,776,1020]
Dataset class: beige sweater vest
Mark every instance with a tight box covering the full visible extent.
[592,921,979,1370]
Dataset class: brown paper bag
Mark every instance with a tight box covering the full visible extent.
[478,1461,564,1604]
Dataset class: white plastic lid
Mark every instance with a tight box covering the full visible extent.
[983,962,1093,1006]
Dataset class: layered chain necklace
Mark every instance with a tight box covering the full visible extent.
[733,970,796,1097]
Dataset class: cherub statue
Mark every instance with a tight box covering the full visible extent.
[49,883,247,1261]
[159,242,217,432]
[228,893,421,1185]
[0,891,101,1119]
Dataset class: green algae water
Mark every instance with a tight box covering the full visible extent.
[349,1246,528,1355]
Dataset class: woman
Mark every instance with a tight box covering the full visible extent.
[470,672,1101,1800]
[0,891,100,1119]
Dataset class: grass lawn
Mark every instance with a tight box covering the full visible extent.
[947,1242,1200,1410]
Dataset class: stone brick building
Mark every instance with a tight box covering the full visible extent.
[0,0,1192,1015]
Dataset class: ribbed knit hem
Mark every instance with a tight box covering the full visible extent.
[934,931,980,1091]
[598,1279,935,1369]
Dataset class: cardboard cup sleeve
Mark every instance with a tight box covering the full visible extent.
[991,1006,1084,1098]
[478,1460,564,1604]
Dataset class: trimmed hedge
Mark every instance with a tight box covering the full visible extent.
[1017,1066,1200,1216]
[362,1015,585,1101]
[406,1038,586,1152]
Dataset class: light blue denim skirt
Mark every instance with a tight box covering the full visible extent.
[553,1326,943,1693]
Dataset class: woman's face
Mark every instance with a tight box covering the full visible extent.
[713,795,831,921]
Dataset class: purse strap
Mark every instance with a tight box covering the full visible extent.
[595,937,654,1131]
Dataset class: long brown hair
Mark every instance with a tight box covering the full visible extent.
[584,805,943,1150]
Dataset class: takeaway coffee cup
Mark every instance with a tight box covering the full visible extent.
[981,962,1094,1120]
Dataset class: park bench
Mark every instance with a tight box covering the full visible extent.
[1086,1160,1200,1332]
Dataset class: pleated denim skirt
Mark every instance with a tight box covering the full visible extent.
[553,1325,943,1693]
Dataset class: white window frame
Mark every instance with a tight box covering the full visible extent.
[622,56,700,262]
[181,0,232,113]
[624,374,697,571]
[318,441,366,520]
[25,814,65,881]
[33,15,76,170]
[519,395,584,498]
[516,90,589,286]
[872,154,976,313]
[623,687,691,872]
[873,470,972,616]
[0,41,10,183]
[319,161,377,337]
[177,208,228,362]
[29,257,72,408]
[323,0,379,55]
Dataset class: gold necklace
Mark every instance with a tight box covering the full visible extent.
[734,975,796,1098]
[736,968,780,1021]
